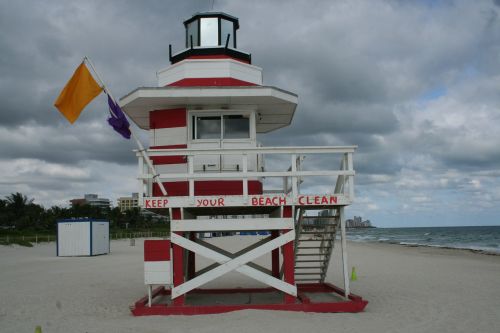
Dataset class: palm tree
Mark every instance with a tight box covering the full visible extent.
[4,192,39,230]
[5,192,34,212]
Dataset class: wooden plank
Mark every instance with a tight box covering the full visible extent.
[171,218,294,232]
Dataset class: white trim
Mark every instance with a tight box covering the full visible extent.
[150,127,187,147]
[141,170,354,179]
[142,146,357,156]
[154,164,187,174]
[171,218,294,232]
[144,261,172,285]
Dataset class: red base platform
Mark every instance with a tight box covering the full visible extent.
[131,283,368,316]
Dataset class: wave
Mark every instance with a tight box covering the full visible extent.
[346,227,500,255]
[384,240,500,254]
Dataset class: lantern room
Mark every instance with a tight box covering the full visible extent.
[170,12,250,64]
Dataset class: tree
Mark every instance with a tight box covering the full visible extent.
[3,192,41,230]
[5,192,33,211]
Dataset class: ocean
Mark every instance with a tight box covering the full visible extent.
[346,226,500,254]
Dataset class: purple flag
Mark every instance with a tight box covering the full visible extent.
[107,94,131,139]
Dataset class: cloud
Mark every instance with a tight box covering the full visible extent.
[1,0,500,226]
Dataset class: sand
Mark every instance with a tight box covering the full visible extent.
[1,237,499,333]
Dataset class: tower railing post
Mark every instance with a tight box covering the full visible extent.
[138,156,144,207]
[291,154,297,198]
[242,154,248,198]
[347,152,354,201]
[188,155,194,202]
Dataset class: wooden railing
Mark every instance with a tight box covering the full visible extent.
[136,146,356,205]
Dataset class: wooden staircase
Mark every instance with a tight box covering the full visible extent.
[294,208,339,283]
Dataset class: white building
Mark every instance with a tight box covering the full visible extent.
[70,194,111,210]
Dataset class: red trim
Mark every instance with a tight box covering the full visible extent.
[168,77,257,87]
[149,145,188,165]
[151,156,187,165]
[282,231,295,304]
[283,206,292,218]
[281,206,295,303]
[171,208,182,220]
[187,232,196,280]
[144,240,171,261]
[271,231,280,278]
[185,55,250,64]
[150,144,188,149]
[152,180,263,196]
[150,108,186,129]
[131,283,368,316]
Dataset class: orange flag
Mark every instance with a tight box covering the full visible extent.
[54,62,103,123]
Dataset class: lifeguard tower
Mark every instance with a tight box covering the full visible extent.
[120,12,367,315]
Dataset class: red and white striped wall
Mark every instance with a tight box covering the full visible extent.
[157,57,262,87]
[149,108,188,178]
[144,240,172,285]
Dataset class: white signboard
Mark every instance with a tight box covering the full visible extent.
[142,194,350,209]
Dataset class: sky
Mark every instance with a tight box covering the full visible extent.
[1,0,500,227]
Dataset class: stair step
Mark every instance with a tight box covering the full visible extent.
[297,246,324,249]
[295,278,322,281]
[298,239,335,242]
[294,266,324,269]
[300,231,336,235]
[300,223,338,227]
[296,253,327,256]
[295,273,322,275]
[302,216,338,219]
[295,260,326,263]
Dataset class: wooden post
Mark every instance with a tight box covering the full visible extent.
[291,154,297,197]
[339,206,350,299]
[282,206,295,304]
[171,208,185,306]
[187,232,196,280]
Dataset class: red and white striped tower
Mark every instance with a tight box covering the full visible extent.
[122,12,367,315]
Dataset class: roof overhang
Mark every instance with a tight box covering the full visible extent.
[119,86,298,133]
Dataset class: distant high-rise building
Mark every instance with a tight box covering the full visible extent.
[117,193,139,212]
[70,194,111,210]
[345,216,373,228]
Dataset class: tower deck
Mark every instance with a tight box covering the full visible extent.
[137,145,356,212]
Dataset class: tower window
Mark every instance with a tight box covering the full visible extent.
[220,19,235,47]
[186,20,198,48]
[195,116,221,139]
[223,115,249,138]
[192,114,250,140]
[200,18,219,46]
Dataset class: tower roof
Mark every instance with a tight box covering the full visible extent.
[120,86,298,133]
[184,12,239,30]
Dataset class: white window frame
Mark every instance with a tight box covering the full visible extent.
[188,109,256,145]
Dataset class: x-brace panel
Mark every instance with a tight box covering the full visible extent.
[170,231,296,298]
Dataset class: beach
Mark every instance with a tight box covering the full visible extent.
[0,237,499,333]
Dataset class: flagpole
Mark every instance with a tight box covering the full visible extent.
[83,56,168,197]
